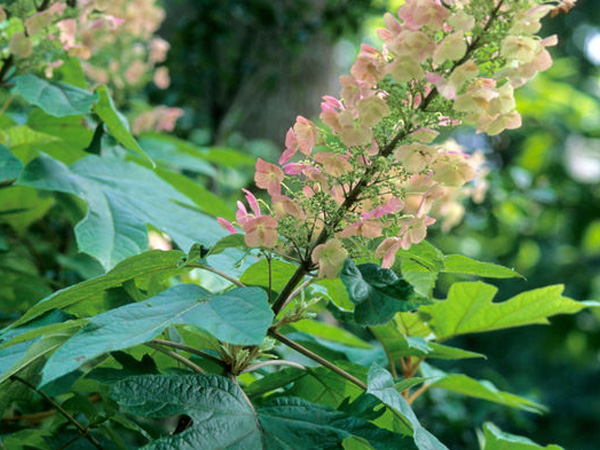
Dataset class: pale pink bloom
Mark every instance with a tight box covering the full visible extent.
[312,239,348,279]
[433,32,467,66]
[395,142,438,173]
[388,30,435,63]
[350,44,385,86]
[339,75,374,108]
[149,38,170,63]
[124,60,148,85]
[236,201,250,225]
[217,218,237,234]
[432,152,476,186]
[397,0,449,31]
[282,162,320,176]
[397,215,436,250]
[242,189,261,216]
[57,19,77,49]
[386,59,424,83]
[155,107,183,132]
[501,35,540,64]
[447,10,475,33]
[243,216,279,248]
[320,96,344,133]
[25,10,54,36]
[375,237,403,268]
[338,221,383,239]
[255,158,284,196]
[9,33,32,58]
[378,12,402,43]
[271,195,305,220]
[338,123,373,148]
[148,231,172,250]
[408,128,439,143]
[357,96,391,127]
[362,197,404,220]
[280,116,317,164]
[153,66,170,89]
[44,60,64,78]
[509,5,553,35]
[313,152,352,178]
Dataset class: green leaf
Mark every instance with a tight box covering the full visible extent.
[0,143,22,183]
[421,364,545,414]
[6,250,185,329]
[19,154,227,269]
[0,186,54,234]
[442,255,522,279]
[0,319,86,350]
[111,374,413,449]
[482,422,565,450]
[26,108,94,158]
[283,366,366,408]
[198,146,257,168]
[92,85,153,165]
[0,334,71,384]
[245,367,306,399]
[86,352,159,385]
[139,135,216,176]
[370,322,484,361]
[13,75,99,117]
[292,319,373,349]
[207,234,247,256]
[341,260,431,326]
[398,241,445,297]
[422,282,590,341]
[40,285,272,386]
[366,364,448,450]
[241,258,300,294]
[156,168,235,220]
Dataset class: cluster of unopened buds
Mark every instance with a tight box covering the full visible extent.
[218,0,568,279]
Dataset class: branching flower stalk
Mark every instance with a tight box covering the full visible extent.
[218,0,568,317]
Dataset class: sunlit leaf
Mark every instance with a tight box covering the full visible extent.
[422,282,590,340]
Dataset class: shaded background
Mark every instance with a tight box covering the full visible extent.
[152,1,600,448]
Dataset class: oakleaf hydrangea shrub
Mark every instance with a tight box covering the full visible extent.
[0,1,592,449]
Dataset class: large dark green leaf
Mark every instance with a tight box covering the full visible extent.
[340,260,431,326]
[5,250,185,329]
[13,75,99,117]
[366,365,448,450]
[111,374,414,449]
[40,285,272,386]
[18,154,227,269]
[92,85,153,165]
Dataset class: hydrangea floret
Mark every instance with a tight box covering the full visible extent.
[214,0,570,312]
